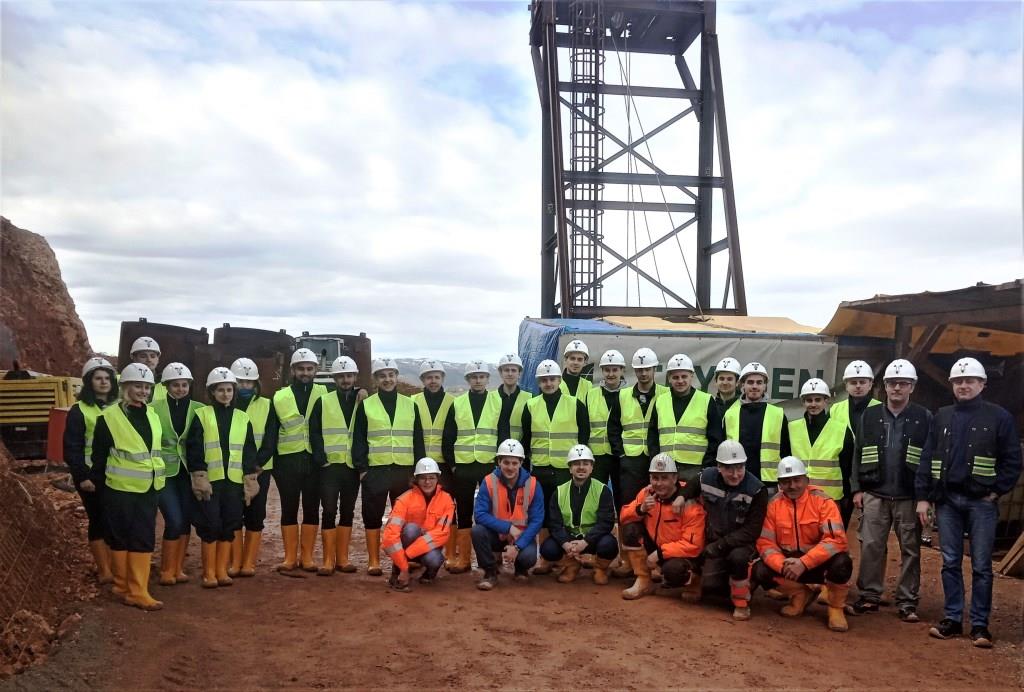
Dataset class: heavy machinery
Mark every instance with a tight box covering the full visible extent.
[294,332,373,391]
[0,372,81,459]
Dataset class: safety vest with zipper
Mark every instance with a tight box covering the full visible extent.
[656,388,712,466]
[195,406,249,483]
[103,404,164,493]
[789,415,847,500]
[724,402,785,482]
[453,392,500,464]
[272,384,327,455]
[618,384,668,457]
[364,393,416,466]
[526,394,579,468]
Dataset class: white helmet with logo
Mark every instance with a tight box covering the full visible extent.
[464,360,489,377]
[290,348,318,367]
[498,353,523,370]
[648,453,678,474]
[230,357,260,381]
[496,438,526,459]
[599,350,626,368]
[715,357,742,377]
[371,357,399,375]
[799,378,831,398]
[949,357,986,381]
[567,444,595,464]
[716,439,747,465]
[535,359,561,378]
[776,456,808,479]
[631,348,659,369]
[884,359,918,382]
[206,367,237,388]
[414,457,442,476]
[739,362,768,382]
[419,359,445,377]
[842,360,874,381]
[330,356,359,374]
[666,353,695,373]
[161,362,193,382]
[130,336,161,355]
[563,339,589,358]
[119,363,155,385]
[82,357,114,379]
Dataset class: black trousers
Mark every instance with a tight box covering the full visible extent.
[105,487,159,552]
[361,465,413,530]
[700,545,756,595]
[454,462,493,528]
[531,465,571,525]
[620,520,696,587]
[192,480,244,543]
[616,455,649,511]
[272,454,320,526]
[320,463,360,529]
[751,552,854,588]
[78,483,106,541]
[242,470,272,532]
[592,453,615,485]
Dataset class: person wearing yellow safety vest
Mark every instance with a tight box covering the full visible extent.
[520,359,589,575]
[255,348,327,572]
[309,356,367,575]
[64,357,117,586]
[185,367,259,589]
[495,353,531,443]
[440,360,497,574]
[227,357,272,578]
[411,359,455,494]
[831,361,882,447]
[788,378,855,522]
[559,339,593,399]
[723,362,790,492]
[585,350,625,485]
[539,444,617,585]
[350,357,426,576]
[88,363,165,611]
[152,363,203,587]
[129,336,165,402]
[606,347,668,578]
[647,353,724,483]
[711,357,742,419]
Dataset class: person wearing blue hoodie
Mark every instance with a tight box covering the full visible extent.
[472,439,544,590]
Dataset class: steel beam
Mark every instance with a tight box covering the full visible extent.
[565,200,697,213]
[542,7,572,316]
[565,171,723,187]
[558,82,701,100]
[694,4,716,311]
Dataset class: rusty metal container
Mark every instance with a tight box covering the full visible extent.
[118,318,209,373]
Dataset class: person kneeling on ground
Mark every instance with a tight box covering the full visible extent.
[753,456,852,632]
[619,453,706,601]
[472,439,544,590]
[539,444,617,585]
[382,458,456,592]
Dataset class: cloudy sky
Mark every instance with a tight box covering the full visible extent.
[2,1,1021,360]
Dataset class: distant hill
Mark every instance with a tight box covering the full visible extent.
[394,358,498,393]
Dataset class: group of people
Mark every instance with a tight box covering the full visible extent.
[64,336,1020,648]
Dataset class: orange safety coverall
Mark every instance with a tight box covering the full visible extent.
[382,485,456,571]
[620,485,706,559]
[756,485,848,573]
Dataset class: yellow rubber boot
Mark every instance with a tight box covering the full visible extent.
[610,542,633,578]
[532,529,552,575]
[826,582,850,632]
[124,552,163,611]
[300,525,318,572]
[318,528,337,576]
[239,531,262,577]
[175,535,190,583]
[227,530,243,577]
[817,584,830,605]
[158,538,179,586]
[777,579,814,617]
[443,530,459,571]
[336,526,357,573]
[452,528,474,573]
[201,542,219,588]
[90,540,114,585]
[365,529,382,576]
[621,549,655,600]
[215,541,234,586]
[556,556,581,584]
[278,525,299,571]
[111,549,129,599]
[593,557,612,585]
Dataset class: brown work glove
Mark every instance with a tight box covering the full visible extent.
[243,473,260,506]
[190,471,213,501]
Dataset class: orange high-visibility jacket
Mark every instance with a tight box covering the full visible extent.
[756,485,847,574]
[620,484,706,559]
[382,485,455,571]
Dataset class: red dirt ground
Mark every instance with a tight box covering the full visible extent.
[5,482,1023,691]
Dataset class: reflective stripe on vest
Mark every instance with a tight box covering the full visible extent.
[195,406,249,483]
[453,392,501,464]
[273,385,326,455]
[618,384,667,457]
[559,377,592,400]
[320,392,353,468]
[152,397,200,479]
[103,404,164,493]
[412,392,454,459]
[75,402,102,467]
[245,396,273,470]
[789,416,847,500]
[365,394,416,466]
[526,394,579,468]
[723,402,784,482]
[485,473,536,530]
[501,389,531,441]
[656,389,711,465]
[585,387,614,456]
[557,478,605,535]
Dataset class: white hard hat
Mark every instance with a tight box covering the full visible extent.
[567,444,595,464]
[130,336,160,355]
[418,359,445,377]
[160,362,193,382]
[739,362,768,381]
[498,353,523,370]
[230,357,260,381]
[372,357,399,375]
[119,363,154,385]
[464,360,490,377]
[800,378,831,398]
[631,347,659,369]
[414,457,442,476]
[563,339,589,358]
[842,360,874,381]
[82,357,114,379]
[715,357,742,377]
[496,438,526,459]
[330,356,359,375]
[716,439,747,465]
[206,367,237,388]
[290,348,319,367]
[884,359,918,382]
[599,350,626,368]
[949,357,987,381]
[648,453,678,474]
[776,456,808,480]
[666,353,695,373]
[535,359,561,378]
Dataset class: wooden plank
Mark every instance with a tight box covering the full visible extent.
[996,533,1024,577]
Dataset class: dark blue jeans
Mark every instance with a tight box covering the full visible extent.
[936,492,998,627]
[539,534,618,561]
[471,524,537,574]
[158,470,191,540]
